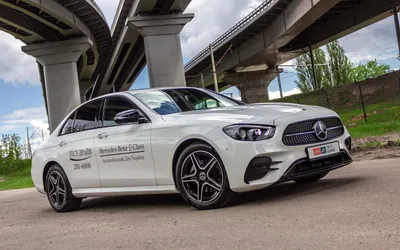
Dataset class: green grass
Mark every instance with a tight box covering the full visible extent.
[361,141,382,149]
[0,175,33,190]
[339,103,400,139]
[0,159,34,191]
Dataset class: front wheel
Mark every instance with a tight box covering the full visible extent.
[175,143,233,210]
[45,164,82,212]
[294,172,329,184]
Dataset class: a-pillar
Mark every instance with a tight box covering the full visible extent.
[22,37,92,133]
[224,69,282,103]
[127,14,194,88]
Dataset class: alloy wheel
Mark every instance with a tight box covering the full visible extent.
[180,150,224,204]
[47,171,67,209]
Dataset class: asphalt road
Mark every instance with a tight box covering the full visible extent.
[1,159,400,250]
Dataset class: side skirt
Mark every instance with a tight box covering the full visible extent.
[72,185,179,198]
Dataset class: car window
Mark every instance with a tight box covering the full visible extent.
[134,88,239,115]
[73,100,101,133]
[103,97,136,127]
[60,112,76,135]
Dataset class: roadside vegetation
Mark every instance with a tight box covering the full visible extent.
[295,40,390,92]
[339,103,400,139]
[0,134,33,190]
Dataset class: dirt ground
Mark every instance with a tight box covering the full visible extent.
[352,133,400,161]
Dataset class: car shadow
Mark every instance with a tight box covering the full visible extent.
[78,176,366,212]
[79,193,186,211]
[231,176,365,207]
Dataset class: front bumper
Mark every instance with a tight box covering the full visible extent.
[215,129,353,193]
[277,150,352,183]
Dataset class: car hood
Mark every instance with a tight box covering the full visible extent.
[161,103,338,125]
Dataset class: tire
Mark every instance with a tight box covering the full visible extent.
[294,172,329,184]
[175,142,233,210]
[45,164,82,212]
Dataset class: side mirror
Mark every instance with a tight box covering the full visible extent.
[114,109,141,124]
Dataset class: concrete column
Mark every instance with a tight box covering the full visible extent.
[22,37,92,133]
[128,14,194,88]
[224,69,282,103]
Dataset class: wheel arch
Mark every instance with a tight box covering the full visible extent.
[42,160,63,191]
[171,136,227,191]
[171,138,213,190]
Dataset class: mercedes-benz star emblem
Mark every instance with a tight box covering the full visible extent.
[313,121,328,140]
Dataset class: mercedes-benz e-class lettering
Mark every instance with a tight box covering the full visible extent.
[31,87,353,212]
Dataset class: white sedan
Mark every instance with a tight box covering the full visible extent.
[31,87,353,212]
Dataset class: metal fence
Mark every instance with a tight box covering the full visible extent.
[281,71,400,123]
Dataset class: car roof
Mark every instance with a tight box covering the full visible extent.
[84,87,207,104]
[126,86,201,95]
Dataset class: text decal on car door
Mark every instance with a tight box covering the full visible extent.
[99,144,145,163]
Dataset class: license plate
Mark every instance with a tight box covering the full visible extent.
[307,142,340,160]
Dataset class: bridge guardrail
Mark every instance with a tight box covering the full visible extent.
[184,0,275,71]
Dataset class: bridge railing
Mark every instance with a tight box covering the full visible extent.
[184,0,275,71]
[88,0,107,22]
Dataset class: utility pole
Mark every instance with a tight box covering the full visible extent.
[392,0,400,58]
[26,127,32,159]
[42,129,45,142]
[308,44,318,90]
[210,44,219,92]
[276,66,283,98]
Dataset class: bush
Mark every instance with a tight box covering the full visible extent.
[0,159,32,176]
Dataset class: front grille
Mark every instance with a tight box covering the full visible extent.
[282,117,344,146]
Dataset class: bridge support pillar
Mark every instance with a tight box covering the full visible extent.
[224,69,282,103]
[128,14,194,88]
[22,37,92,133]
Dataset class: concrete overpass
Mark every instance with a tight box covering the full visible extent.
[184,0,400,103]
[0,0,193,133]
[92,0,192,97]
[0,0,111,131]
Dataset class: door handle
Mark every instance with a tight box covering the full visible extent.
[97,133,109,139]
[59,141,67,147]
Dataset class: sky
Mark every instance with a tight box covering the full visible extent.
[0,0,400,148]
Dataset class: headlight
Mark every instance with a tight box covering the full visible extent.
[223,125,275,141]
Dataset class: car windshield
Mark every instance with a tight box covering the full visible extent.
[134,88,242,115]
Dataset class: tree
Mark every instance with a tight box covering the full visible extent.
[295,48,330,93]
[1,134,22,160]
[350,59,390,82]
[326,40,352,86]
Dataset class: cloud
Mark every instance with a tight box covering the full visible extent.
[0,33,39,85]
[1,106,48,133]
[339,16,398,64]
[181,0,264,59]
[96,0,119,27]
[0,1,117,86]
[269,88,301,100]
[0,124,19,134]
[3,106,47,121]
[233,87,302,101]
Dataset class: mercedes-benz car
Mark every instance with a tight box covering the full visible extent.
[31,87,353,212]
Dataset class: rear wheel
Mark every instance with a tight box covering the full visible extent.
[175,143,233,210]
[294,172,329,184]
[45,164,82,212]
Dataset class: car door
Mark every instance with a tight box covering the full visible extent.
[94,95,155,187]
[55,99,102,189]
